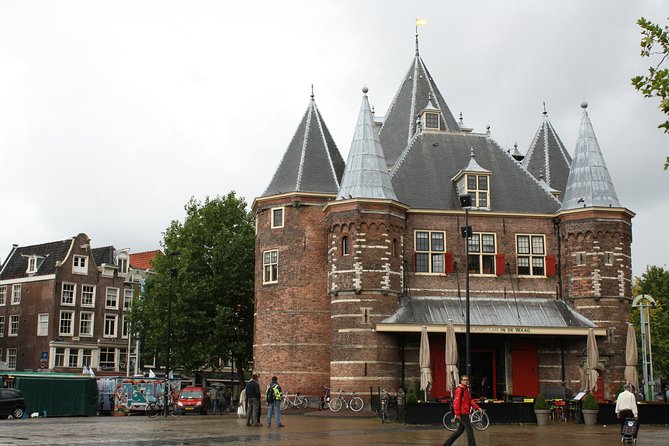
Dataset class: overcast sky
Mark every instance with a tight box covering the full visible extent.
[0,1,666,278]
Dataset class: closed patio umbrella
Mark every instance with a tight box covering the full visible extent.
[583,328,599,391]
[419,325,432,401]
[445,319,459,394]
[624,323,639,391]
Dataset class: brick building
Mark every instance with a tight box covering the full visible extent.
[252,41,633,402]
[0,233,153,374]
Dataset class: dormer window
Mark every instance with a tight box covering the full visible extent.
[73,255,88,275]
[424,112,440,130]
[27,256,37,274]
[467,174,490,208]
[118,256,129,276]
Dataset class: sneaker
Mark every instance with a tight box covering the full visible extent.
[277,424,285,427]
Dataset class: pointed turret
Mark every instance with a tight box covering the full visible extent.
[560,103,621,210]
[337,87,397,201]
[523,105,572,195]
[378,39,460,168]
[262,94,345,197]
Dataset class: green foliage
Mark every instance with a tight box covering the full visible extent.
[632,266,669,381]
[581,392,598,410]
[631,17,669,170]
[130,192,255,378]
[534,393,549,410]
[405,380,420,404]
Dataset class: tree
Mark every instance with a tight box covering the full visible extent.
[631,17,669,170]
[131,192,255,382]
[632,266,669,382]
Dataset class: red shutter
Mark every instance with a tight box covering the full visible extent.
[444,252,454,273]
[495,253,506,276]
[413,252,417,272]
[546,255,557,277]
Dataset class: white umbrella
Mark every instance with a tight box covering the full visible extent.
[445,319,459,394]
[583,328,599,391]
[419,326,432,401]
[624,323,639,391]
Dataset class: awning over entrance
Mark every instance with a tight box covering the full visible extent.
[376,296,606,336]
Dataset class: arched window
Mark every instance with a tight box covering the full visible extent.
[342,236,350,256]
[392,238,399,257]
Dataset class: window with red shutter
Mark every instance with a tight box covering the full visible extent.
[546,255,557,277]
[495,253,506,276]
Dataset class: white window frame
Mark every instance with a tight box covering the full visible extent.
[414,230,446,274]
[54,347,65,367]
[271,207,284,229]
[104,314,118,338]
[604,252,614,266]
[105,287,119,309]
[0,316,4,337]
[424,111,440,130]
[27,255,38,273]
[59,310,74,336]
[81,284,96,307]
[468,232,497,275]
[118,256,129,276]
[123,288,133,310]
[7,348,17,370]
[0,286,5,306]
[466,174,491,208]
[576,252,586,266]
[262,250,278,284]
[9,315,19,336]
[342,236,350,256]
[82,348,92,367]
[99,347,116,370]
[516,234,546,277]
[79,311,94,337]
[11,284,21,305]
[37,313,49,336]
[73,255,88,274]
[68,349,79,368]
[61,282,76,306]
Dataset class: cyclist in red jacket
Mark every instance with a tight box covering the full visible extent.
[443,375,481,446]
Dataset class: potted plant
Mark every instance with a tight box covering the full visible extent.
[581,392,599,425]
[533,394,551,425]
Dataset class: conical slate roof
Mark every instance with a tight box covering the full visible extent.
[391,132,561,213]
[262,96,345,197]
[378,43,460,168]
[337,88,397,201]
[523,108,572,195]
[560,103,621,210]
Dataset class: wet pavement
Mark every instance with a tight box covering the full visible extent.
[0,412,667,445]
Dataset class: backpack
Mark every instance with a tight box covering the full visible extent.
[266,383,282,403]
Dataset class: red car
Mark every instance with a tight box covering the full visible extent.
[177,386,207,415]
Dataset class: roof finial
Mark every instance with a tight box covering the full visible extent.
[415,18,427,56]
[362,85,369,95]
[581,101,588,109]
[542,101,547,116]
[470,147,475,158]
[371,105,375,115]
[459,112,464,125]
[311,84,314,99]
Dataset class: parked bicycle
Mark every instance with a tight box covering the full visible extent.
[319,385,331,410]
[329,388,364,412]
[378,389,398,423]
[442,407,489,431]
[280,392,309,410]
[146,395,181,418]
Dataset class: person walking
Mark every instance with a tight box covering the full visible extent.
[244,373,261,426]
[208,386,219,415]
[615,383,639,440]
[443,375,481,446]
[266,376,284,427]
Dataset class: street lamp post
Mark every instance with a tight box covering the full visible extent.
[459,194,472,378]
[633,294,656,400]
[164,251,180,416]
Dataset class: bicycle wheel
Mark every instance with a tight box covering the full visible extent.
[147,403,160,418]
[329,397,343,412]
[298,397,309,410]
[349,396,364,412]
[385,406,398,423]
[443,411,459,431]
[280,398,290,410]
[168,404,181,418]
[472,411,489,431]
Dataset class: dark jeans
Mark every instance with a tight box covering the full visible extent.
[443,413,476,446]
[246,397,260,425]
[618,409,638,438]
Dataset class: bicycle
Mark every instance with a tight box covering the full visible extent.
[280,392,309,410]
[146,395,181,418]
[378,389,398,423]
[329,388,364,412]
[443,407,489,431]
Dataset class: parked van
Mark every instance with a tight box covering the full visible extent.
[177,386,207,415]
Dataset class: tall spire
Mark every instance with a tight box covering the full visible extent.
[560,102,621,210]
[337,87,397,201]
